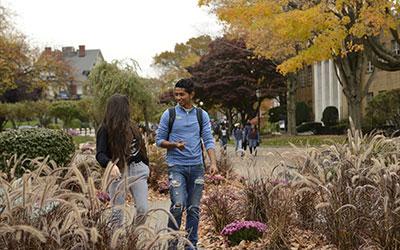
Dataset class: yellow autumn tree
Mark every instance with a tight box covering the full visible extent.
[200,0,397,129]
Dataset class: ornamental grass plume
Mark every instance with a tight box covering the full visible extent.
[221,220,267,246]
[202,186,243,232]
[0,154,185,249]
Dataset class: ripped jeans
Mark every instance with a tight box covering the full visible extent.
[167,164,204,249]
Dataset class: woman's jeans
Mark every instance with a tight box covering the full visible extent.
[248,139,258,154]
[108,161,149,226]
[220,137,228,150]
[235,139,242,151]
[167,164,205,249]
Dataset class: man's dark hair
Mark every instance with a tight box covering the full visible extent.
[175,78,194,93]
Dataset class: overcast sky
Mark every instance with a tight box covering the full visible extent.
[3,0,223,77]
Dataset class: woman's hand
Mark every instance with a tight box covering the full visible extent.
[110,164,121,180]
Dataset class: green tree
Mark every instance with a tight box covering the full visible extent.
[88,61,156,127]
[49,101,81,128]
[30,100,51,128]
[152,35,212,88]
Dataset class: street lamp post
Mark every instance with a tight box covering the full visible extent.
[256,89,261,132]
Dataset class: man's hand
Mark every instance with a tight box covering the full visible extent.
[209,162,218,175]
[175,141,186,151]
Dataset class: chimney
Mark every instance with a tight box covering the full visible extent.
[44,47,52,55]
[78,45,85,57]
[62,46,75,57]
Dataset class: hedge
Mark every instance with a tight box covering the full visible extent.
[0,128,75,176]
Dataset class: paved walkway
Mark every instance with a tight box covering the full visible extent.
[216,144,303,179]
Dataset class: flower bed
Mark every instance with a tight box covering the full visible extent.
[221,220,267,246]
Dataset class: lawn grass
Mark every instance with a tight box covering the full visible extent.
[72,135,95,148]
[4,120,39,128]
[260,134,347,147]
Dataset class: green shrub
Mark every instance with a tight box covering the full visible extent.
[321,106,339,126]
[365,89,400,129]
[268,106,286,123]
[0,128,75,176]
[70,118,82,128]
[296,102,312,125]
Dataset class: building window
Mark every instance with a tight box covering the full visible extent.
[392,40,400,55]
[300,70,306,87]
[307,65,313,86]
[366,92,374,102]
[367,61,374,74]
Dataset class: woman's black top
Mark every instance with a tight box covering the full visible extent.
[95,125,149,168]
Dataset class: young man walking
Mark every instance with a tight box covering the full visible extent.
[156,78,217,250]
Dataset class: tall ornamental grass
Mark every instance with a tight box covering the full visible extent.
[0,155,185,250]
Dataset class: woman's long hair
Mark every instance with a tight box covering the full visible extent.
[102,94,148,170]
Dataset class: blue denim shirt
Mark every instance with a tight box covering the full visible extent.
[156,105,215,166]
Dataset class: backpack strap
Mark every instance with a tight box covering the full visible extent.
[196,107,205,166]
[167,107,176,140]
[167,107,204,139]
[196,107,203,137]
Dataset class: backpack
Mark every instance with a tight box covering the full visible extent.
[167,107,204,139]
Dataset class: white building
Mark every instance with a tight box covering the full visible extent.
[313,60,343,122]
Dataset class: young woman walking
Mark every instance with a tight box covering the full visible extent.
[96,94,149,226]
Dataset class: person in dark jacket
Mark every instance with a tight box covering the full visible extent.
[243,120,252,151]
[248,126,260,156]
[232,124,244,152]
[96,94,149,226]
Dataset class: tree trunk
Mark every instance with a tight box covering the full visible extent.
[334,51,370,131]
[347,98,362,129]
[0,117,6,131]
[11,119,17,129]
[240,111,247,126]
[227,108,233,136]
[286,74,297,135]
[143,103,150,133]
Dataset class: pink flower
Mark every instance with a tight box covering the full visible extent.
[96,191,110,203]
[221,220,267,236]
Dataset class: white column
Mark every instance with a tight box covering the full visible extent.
[329,60,335,106]
[321,61,327,112]
[313,63,318,121]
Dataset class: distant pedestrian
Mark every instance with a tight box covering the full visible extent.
[243,120,252,151]
[232,124,244,152]
[219,124,229,151]
[248,126,260,156]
